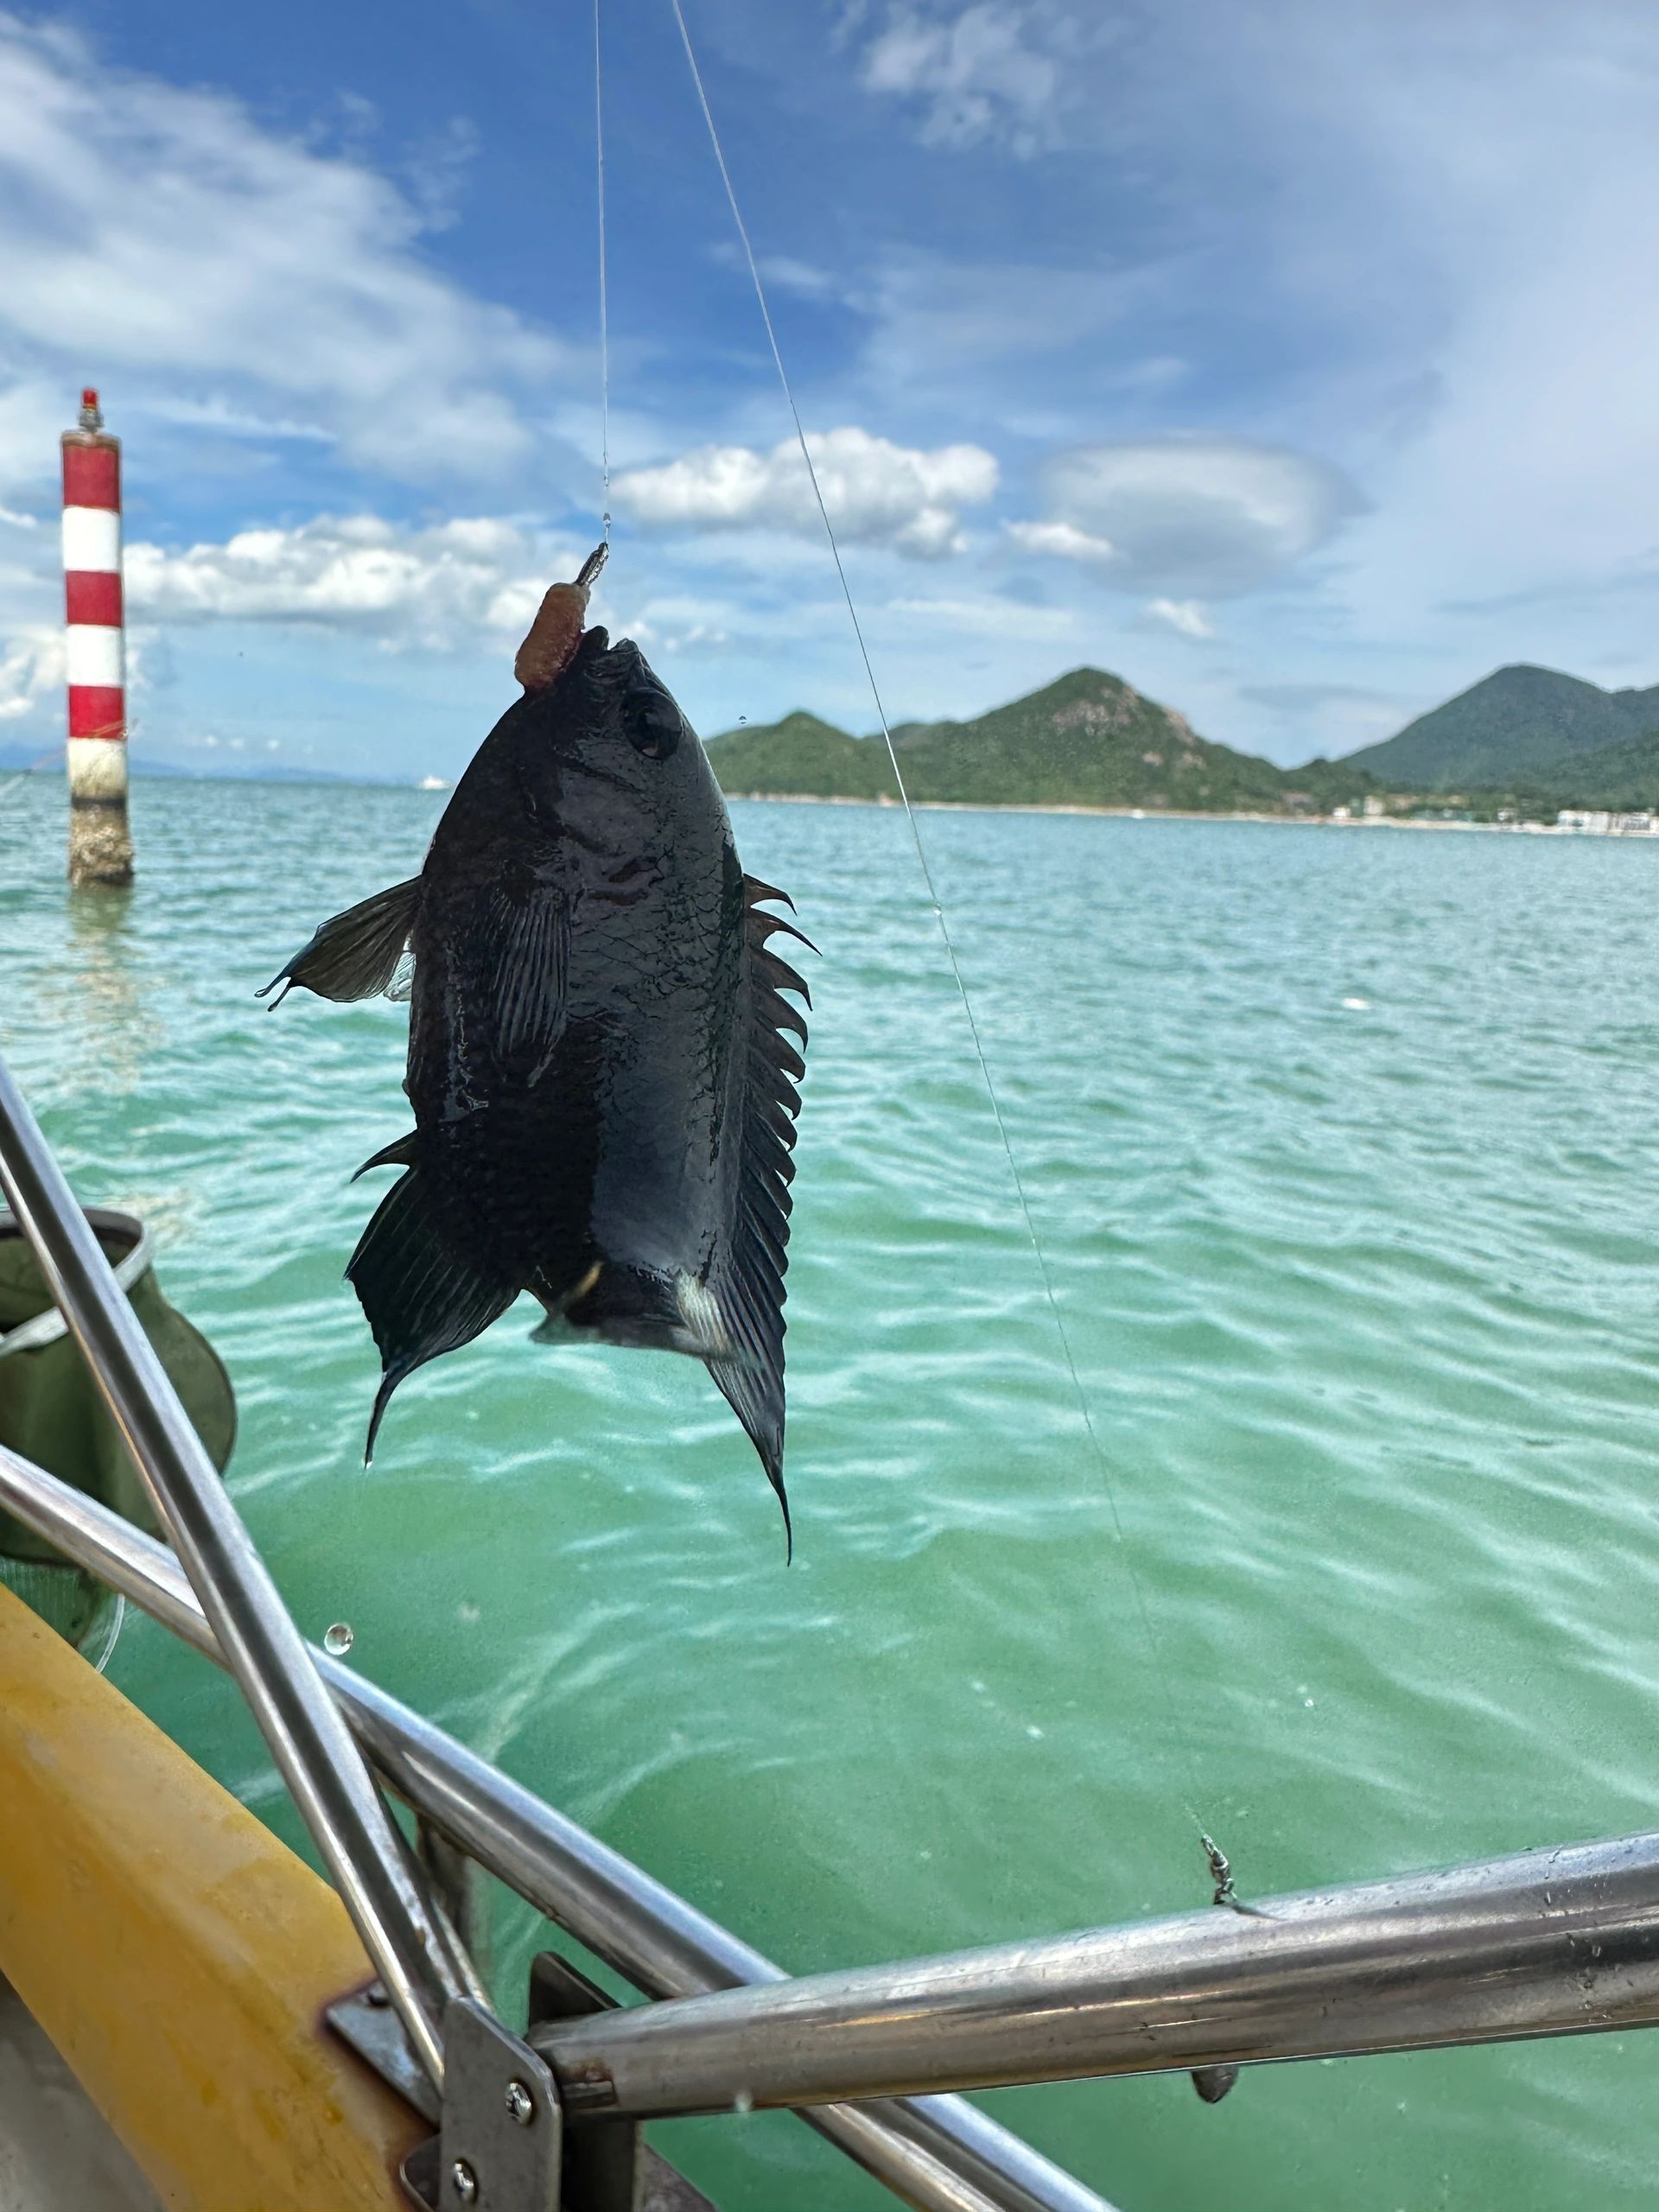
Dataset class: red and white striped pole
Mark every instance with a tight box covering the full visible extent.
[60,387,132,886]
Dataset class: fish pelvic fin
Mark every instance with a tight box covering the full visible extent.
[701,877,814,1560]
[260,877,422,1006]
[346,1168,518,1461]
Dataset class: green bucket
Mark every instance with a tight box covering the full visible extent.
[0,1206,236,1663]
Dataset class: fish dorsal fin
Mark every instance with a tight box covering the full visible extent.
[704,874,811,1554]
[260,877,422,1006]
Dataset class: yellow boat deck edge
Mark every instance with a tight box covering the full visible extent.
[0,1580,425,2210]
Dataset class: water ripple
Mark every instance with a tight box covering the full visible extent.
[3,787,1657,2209]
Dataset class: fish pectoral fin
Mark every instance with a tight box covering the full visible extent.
[260,877,422,1006]
[487,884,570,1075]
[346,1168,518,1461]
[351,1130,419,1182]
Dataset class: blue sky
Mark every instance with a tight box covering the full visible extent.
[2,0,1657,779]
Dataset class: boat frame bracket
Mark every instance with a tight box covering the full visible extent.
[400,1999,563,2212]
[380,1964,718,2211]
[526,1950,719,2212]
[331,1980,442,2127]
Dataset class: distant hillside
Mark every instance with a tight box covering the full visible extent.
[702,711,897,800]
[888,667,1290,810]
[0,747,378,785]
[1551,727,1659,808]
[1345,664,1659,789]
[1457,726,1659,816]
[707,669,1375,814]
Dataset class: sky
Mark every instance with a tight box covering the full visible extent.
[2,0,1658,779]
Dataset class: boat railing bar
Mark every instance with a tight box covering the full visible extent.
[12,1433,1659,2202]
[522,1828,1659,2120]
[0,1440,1119,2212]
[0,1054,468,2092]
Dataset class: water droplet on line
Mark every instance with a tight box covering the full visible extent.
[323,1621,354,1657]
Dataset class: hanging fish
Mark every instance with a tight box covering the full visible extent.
[263,550,810,1542]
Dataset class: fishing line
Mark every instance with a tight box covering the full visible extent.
[665,0,1229,1879]
[594,0,612,543]
[0,747,62,806]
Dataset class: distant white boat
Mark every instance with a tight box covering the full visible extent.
[417,774,448,791]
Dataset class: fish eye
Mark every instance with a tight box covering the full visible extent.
[625,692,682,760]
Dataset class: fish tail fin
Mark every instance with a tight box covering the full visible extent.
[346,1169,518,1461]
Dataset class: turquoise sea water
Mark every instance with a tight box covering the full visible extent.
[3,778,1658,2211]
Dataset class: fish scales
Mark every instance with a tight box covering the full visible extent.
[264,618,808,1541]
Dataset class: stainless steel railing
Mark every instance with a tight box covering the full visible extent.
[529,1828,1659,2115]
[6,1046,1657,2210]
[0,1442,1113,2212]
[0,1030,1117,2212]
[0,1055,468,2090]
[13,1449,1659,2176]
[0,1451,1123,2212]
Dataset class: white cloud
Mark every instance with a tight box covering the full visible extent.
[0,623,62,721]
[711,245,840,301]
[886,594,1077,638]
[0,15,567,498]
[126,516,582,652]
[1014,437,1362,598]
[861,4,1071,155]
[1005,518,1116,565]
[1144,597,1216,639]
[612,426,999,559]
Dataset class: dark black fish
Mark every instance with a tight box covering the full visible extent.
[264,620,810,1538]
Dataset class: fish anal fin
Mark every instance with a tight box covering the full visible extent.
[744,877,795,912]
[346,1169,518,1459]
[745,873,818,957]
[262,877,422,1005]
[759,986,808,1046]
[698,876,812,1555]
[753,910,818,957]
[352,1130,419,1182]
[755,946,811,1008]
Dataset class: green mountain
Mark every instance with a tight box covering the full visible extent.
[1344,664,1659,790]
[702,711,898,801]
[1550,727,1659,808]
[706,669,1374,814]
[1456,726,1659,817]
[888,667,1293,809]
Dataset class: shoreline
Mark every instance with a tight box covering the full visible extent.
[721,793,1658,836]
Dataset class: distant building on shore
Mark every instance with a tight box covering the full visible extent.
[1557,809,1657,836]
